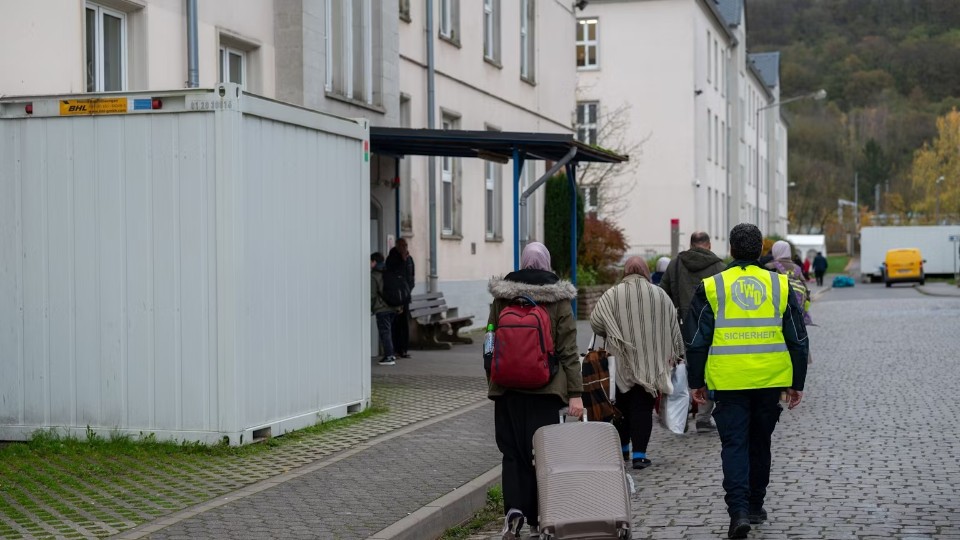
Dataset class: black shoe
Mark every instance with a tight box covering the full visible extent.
[500,509,524,540]
[632,458,651,470]
[748,508,767,524]
[622,451,630,461]
[398,353,411,358]
[728,516,751,539]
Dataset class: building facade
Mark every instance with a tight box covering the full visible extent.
[1,0,578,328]
[574,0,788,259]
[397,0,577,319]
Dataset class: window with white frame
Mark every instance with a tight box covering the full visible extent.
[484,129,502,239]
[713,39,719,91]
[582,185,599,217]
[707,108,712,162]
[325,0,383,106]
[85,2,126,92]
[714,114,719,166]
[576,18,597,69]
[399,0,411,21]
[576,101,598,146]
[400,95,413,232]
[441,113,460,235]
[520,0,535,82]
[721,120,726,169]
[439,0,460,42]
[219,46,245,87]
[483,0,500,63]
[524,162,538,242]
[706,30,711,85]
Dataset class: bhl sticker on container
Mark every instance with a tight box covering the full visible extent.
[59,98,128,116]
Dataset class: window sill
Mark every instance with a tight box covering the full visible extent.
[400,13,411,23]
[521,75,536,87]
[441,233,463,241]
[325,91,386,114]
[484,56,503,69]
[485,235,504,243]
[439,33,461,48]
[577,66,600,72]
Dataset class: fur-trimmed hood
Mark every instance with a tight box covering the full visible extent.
[488,272,578,303]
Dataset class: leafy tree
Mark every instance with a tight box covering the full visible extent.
[857,139,893,210]
[543,174,585,277]
[909,109,960,223]
[579,216,628,283]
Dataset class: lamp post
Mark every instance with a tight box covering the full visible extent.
[935,175,944,225]
[755,89,827,230]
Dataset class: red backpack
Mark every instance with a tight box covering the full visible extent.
[490,296,558,389]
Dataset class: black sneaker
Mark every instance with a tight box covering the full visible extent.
[748,508,767,524]
[696,420,717,432]
[632,458,651,470]
[500,509,524,540]
[728,515,751,539]
[378,356,396,366]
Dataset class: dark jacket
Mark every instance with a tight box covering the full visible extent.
[683,260,809,391]
[371,269,395,315]
[812,254,828,273]
[659,247,726,320]
[403,256,415,291]
[487,269,582,403]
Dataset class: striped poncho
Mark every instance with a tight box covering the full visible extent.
[589,274,685,397]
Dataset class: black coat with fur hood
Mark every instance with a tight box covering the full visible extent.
[486,269,582,402]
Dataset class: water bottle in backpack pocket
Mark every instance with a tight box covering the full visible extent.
[489,296,558,389]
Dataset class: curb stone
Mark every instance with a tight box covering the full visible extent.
[368,466,501,540]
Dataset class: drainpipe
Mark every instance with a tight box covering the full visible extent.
[186,0,199,88]
[426,0,438,292]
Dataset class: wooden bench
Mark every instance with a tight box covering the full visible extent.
[407,292,475,350]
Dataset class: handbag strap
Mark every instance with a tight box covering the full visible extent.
[588,333,607,351]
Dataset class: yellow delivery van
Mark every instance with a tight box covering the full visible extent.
[883,248,925,287]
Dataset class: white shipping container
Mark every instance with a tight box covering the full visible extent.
[860,226,960,279]
[0,85,371,445]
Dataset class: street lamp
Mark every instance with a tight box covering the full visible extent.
[755,89,827,230]
[935,175,945,225]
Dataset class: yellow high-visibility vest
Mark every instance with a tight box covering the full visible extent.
[703,265,793,390]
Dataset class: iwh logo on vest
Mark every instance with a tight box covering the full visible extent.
[731,277,767,311]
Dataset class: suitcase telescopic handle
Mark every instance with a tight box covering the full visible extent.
[559,407,587,423]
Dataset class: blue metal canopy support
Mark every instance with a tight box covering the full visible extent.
[512,148,525,271]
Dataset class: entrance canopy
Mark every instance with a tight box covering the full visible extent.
[370,127,627,286]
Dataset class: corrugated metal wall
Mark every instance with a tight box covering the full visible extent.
[237,116,367,430]
[0,113,220,434]
[1,91,370,443]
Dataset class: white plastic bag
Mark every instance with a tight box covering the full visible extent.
[658,363,690,434]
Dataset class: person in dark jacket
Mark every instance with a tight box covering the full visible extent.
[685,224,809,539]
[391,238,415,358]
[371,252,400,366]
[488,242,582,540]
[659,231,726,432]
[812,251,828,286]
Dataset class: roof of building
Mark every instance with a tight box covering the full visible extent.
[749,52,781,89]
[370,128,628,164]
[715,0,743,27]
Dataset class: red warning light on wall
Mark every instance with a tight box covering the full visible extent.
[671,219,679,226]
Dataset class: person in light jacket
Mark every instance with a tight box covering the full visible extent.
[487,242,582,540]
[590,257,684,470]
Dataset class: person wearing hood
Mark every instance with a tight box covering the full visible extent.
[651,256,671,285]
[370,252,400,366]
[487,242,582,540]
[590,257,684,470]
[765,241,812,327]
[659,231,726,432]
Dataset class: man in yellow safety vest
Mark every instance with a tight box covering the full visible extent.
[685,223,809,539]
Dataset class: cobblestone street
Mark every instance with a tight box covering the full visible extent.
[469,285,960,539]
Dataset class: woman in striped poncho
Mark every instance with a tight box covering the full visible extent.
[589,256,685,470]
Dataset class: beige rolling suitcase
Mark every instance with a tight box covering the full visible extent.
[532,411,632,540]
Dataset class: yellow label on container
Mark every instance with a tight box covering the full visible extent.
[59,98,128,116]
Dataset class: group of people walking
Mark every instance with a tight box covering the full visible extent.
[490,225,810,540]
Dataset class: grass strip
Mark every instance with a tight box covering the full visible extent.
[439,485,504,540]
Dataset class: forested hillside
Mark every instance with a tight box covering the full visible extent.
[746,0,960,234]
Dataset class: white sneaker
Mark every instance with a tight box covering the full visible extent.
[378,356,396,366]
[500,508,525,540]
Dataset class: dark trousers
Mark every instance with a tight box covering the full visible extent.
[392,304,410,355]
[616,385,656,454]
[494,392,564,526]
[815,271,825,286]
[375,312,395,358]
[712,388,783,518]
